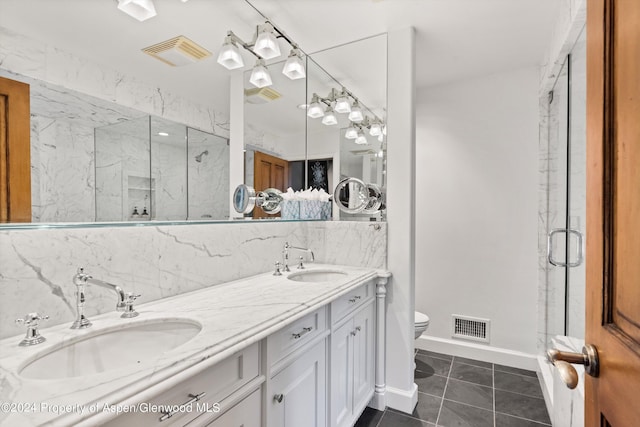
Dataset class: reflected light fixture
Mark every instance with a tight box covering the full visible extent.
[249,59,272,88]
[307,95,325,119]
[334,93,351,114]
[282,48,306,80]
[253,23,281,59]
[322,106,338,125]
[158,132,169,136]
[117,0,156,21]
[345,124,358,139]
[355,131,368,145]
[369,121,382,137]
[217,35,244,70]
[378,134,384,142]
[348,101,364,122]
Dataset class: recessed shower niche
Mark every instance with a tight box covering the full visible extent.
[95,116,229,221]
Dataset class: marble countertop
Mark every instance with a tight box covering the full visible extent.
[0,264,389,426]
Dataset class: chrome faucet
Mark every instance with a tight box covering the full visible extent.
[283,242,315,271]
[71,267,140,329]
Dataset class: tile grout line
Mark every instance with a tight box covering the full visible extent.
[373,409,385,427]
[494,410,552,426]
[435,356,454,426]
[492,363,496,427]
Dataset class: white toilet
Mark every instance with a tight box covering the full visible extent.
[414,311,430,339]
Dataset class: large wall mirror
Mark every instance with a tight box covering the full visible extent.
[0,1,386,227]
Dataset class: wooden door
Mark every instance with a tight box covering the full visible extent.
[253,150,288,218]
[586,0,640,425]
[0,76,31,222]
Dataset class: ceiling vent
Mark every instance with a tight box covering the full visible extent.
[244,87,282,104]
[142,36,211,67]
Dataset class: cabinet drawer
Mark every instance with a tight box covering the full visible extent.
[201,388,261,427]
[331,282,373,324]
[104,343,260,426]
[268,306,327,367]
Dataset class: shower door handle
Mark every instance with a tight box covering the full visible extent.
[547,229,584,267]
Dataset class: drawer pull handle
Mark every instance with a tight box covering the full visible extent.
[351,326,362,336]
[274,393,284,403]
[349,298,357,303]
[159,391,206,421]
[292,327,313,339]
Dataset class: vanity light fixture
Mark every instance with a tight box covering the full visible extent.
[322,106,338,125]
[282,48,306,80]
[217,35,244,70]
[253,23,281,60]
[307,94,325,119]
[117,0,156,22]
[355,131,368,145]
[334,91,352,114]
[249,59,272,88]
[345,124,358,139]
[369,120,382,137]
[348,101,364,122]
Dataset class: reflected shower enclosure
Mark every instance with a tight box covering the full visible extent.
[95,117,229,221]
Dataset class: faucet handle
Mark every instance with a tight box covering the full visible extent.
[121,292,141,319]
[273,261,283,276]
[297,256,306,270]
[15,313,49,346]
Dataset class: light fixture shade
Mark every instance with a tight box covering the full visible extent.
[378,134,384,142]
[382,124,387,135]
[369,122,382,137]
[253,24,281,59]
[282,49,306,80]
[249,60,273,88]
[217,37,244,70]
[307,101,325,119]
[334,96,351,114]
[355,131,368,145]
[322,107,338,125]
[345,125,358,139]
[117,0,156,21]
[348,102,364,122]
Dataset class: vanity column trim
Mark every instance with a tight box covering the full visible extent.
[371,271,391,410]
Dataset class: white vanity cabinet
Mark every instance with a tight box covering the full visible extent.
[330,283,376,427]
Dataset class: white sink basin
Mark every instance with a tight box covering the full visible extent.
[19,320,201,380]
[287,269,348,283]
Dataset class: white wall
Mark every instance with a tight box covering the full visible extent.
[415,66,539,357]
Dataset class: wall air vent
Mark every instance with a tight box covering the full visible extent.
[244,87,282,104]
[142,36,211,67]
[451,315,490,343]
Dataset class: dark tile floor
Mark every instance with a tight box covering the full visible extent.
[355,349,551,427]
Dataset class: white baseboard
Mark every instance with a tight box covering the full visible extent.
[384,383,418,414]
[416,335,538,371]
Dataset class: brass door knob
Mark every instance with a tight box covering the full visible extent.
[547,344,599,389]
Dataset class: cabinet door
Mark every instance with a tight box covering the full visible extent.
[330,319,354,427]
[270,339,326,427]
[352,302,375,413]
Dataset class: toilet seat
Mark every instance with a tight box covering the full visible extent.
[415,311,430,326]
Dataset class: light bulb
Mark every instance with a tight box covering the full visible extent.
[282,49,305,80]
[355,131,368,145]
[345,125,358,139]
[378,134,384,142]
[253,23,281,59]
[334,96,351,114]
[348,101,363,122]
[249,59,272,88]
[322,107,338,125]
[307,95,324,118]
[217,36,244,70]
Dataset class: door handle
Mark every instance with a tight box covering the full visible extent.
[547,228,584,267]
[547,344,599,389]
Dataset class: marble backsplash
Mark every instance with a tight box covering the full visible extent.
[0,221,386,339]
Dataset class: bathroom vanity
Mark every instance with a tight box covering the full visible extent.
[0,265,390,426]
